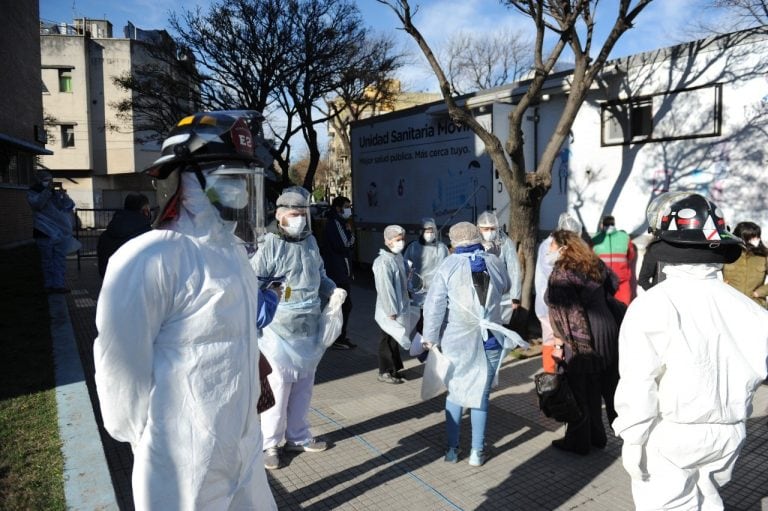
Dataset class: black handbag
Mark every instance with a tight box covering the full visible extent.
[534,369,583,423]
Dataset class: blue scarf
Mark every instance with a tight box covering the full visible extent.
[454,243,486,272]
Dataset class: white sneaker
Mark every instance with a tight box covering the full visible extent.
[284,438,328,453]
[263,447,280,470]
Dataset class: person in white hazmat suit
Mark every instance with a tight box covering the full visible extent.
[94,111,279,510]
[534,213,583,373]
[477,211,522,323]
[614,192,768,511]
[372,225,412,384]
[421,222,528,467]
[252,186,346,471]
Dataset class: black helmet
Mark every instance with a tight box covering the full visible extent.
[647,192,741,246]
[145,110,266,179]
[145,110,266,226]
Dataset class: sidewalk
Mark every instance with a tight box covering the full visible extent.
[60,258,768,510]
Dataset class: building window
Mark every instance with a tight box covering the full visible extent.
[602,84,721,146]
[58,69,72,92]
[61,125,75,148]
[0,148,34,186]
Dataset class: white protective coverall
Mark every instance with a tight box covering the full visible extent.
[404,238,449,306]
[373,248,417,349]
[94,173,277,510]
[484,233,522,323]
[251,231,336,448]
[614,263,768,511]
[422,252,528,408]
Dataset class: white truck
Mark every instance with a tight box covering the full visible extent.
[350,26,768,264]
[350,104,513,263]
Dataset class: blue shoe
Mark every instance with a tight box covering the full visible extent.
[469,449,485,467]
[444,447,459,463]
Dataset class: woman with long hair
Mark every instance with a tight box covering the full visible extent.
[723,221,768,308]
[545,229,620,455]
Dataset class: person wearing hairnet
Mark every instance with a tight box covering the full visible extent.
[404,217,449,305]
[476,211,522,324]
[252,186,345,470]
[535,213,584,372]
[372,225,412,384]
[422,222,528,466]
[404,217,449,361]
[27,170,78,293]
[94,111,279,510]
[614,192,768,510]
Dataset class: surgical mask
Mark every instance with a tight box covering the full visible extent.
[544,250,560,265]
[205,176,249,209]
[283,215,306,237]
[390,240,405,254]
[749,238,761,247]
[604,225,617,234]
[481,230,497,242]
[423,232,435,243]
[341,207,352,219]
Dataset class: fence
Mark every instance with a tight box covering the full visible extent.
[74,208,119,269]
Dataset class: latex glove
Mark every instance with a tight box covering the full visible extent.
[329,288,347,308]
[621,443,649,481]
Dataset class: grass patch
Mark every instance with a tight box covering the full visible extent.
[0,244,66,510]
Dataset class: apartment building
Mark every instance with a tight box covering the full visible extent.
[39,18,170,212]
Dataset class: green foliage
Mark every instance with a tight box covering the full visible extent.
[0,245,66,509]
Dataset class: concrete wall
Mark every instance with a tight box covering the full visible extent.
[40,35,92,171]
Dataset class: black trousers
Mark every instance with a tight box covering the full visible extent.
[563,370,607,453]
[337,281,352,341]
[378,330,403,376]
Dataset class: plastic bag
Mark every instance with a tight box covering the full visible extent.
[318,293,345,347]
[420,345,451,401]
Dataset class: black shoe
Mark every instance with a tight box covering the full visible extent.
[551,439,589,456]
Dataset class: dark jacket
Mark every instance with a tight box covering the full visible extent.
[97,210,152,276]
[321,210,355,286]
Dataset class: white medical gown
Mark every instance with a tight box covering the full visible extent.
[251,232,337,381]
[94,173,277,510]
[422,252,527,408]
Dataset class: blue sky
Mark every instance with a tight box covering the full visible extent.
[41,0,715,92]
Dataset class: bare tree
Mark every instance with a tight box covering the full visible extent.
[443,29,534,95]
[112,32,200,142]
[378,0,653,311]
[113,0,401,191]
[281,0,403,190]
[689,0,768,35]
[323,35,404,195]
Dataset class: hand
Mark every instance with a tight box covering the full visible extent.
[267,282,283,301]
[389,314,397,320]
[421,341,434,350]
[511,303,520,310]
[753,291,759,298]
[551,337,564,361]
[329,287,347,308]
[621,444,648,481]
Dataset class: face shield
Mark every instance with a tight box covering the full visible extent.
[202,162,265,250]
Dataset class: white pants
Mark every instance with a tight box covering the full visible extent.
[538,314,555,346]
[631,422,746,511]
[261,372,315,450]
